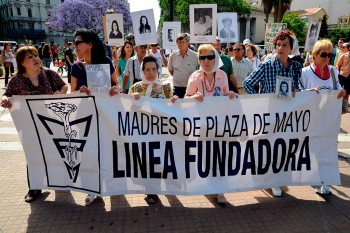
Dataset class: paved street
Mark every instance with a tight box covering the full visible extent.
[0,65,350,232]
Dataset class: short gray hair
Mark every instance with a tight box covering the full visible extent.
[176,33,190,43]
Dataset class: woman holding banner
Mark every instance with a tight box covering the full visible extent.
[300,39,346,195]
[111,55,177,204]
[71,28,118,205]
[184,44,237,203]
[71,28,117,93]
[0,46,68,203]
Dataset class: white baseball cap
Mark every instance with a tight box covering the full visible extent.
[243,39,251,45]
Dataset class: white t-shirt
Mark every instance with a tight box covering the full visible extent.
[149,49,163,79]
[300,65,341,91]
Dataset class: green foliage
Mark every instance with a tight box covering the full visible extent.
[281,12,307,43]
[159,0,251,32]
[319,15,328,38]
[328,28,350,44]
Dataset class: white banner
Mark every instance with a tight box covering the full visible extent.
[10,91,342,196]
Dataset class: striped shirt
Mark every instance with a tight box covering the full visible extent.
[243,55,302,94]
[231,57,254,88]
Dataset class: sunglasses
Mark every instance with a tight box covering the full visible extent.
[233,48,242,51]
[199,55,215,61]
[151,44,158,47]
[319,52,332,58]
[74,40,85,46]
[228,48,233,52]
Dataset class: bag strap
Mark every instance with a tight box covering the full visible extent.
[330,67,337,90]
[132,59,137,84]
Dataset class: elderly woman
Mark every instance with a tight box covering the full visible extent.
[245,43,260,70]
[0,46,68,203]
[184,44,236,203]
[111,55,176,204]
[300,39,346,195]
[243,31,303,197]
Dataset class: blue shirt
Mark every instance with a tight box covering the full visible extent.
[243,56,302,94]
[71,57,115,89]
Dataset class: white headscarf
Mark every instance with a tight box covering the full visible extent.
[199,48,223,74]
[140,61,161,97]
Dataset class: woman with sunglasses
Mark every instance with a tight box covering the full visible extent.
[184,44,236,204]
[70,28,118,94]
[300,39,346,195]
[70,28,118,205]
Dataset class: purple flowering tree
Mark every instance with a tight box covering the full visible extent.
[46,0,132,33]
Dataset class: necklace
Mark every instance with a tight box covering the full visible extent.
[204,73,216,92]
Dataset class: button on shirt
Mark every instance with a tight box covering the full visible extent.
[243,56,302,94]
[231,57,254,88]
[168,49,198,87]
[124,54,142,85]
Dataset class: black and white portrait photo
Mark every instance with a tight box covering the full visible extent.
[217,13,238,43]
[276,76,292,99]
[139,15,151,34]
[305,22,321,51]
[190,4,217,43]
[168,28,174,42]
[109,20,122,39]
[131,9,157,45]
[162,21,181,49]
[105,14,124,46]
[193,8,212,36]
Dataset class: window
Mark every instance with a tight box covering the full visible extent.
[27,0,30,2]
[29,23,34,30]
[46,0,50,4]
[17,7,21,16]
[10,7,13,17]
[18,22,23,29]
[28,8,32,17]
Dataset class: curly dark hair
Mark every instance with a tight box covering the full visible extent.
[273,31,294,50]
[120,41,134,59]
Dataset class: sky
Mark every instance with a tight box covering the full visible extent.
[128,0,161,28]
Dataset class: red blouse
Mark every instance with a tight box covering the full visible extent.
[4,69,66,97]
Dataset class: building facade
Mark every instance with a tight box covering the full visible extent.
[290,0,350,25]
[0,0,66,45]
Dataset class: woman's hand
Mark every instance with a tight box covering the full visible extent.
[1,96,12,109]
[309,88,320,94]
[109,85,120,96]
[192,92,204,102]
[132,93,140,100]
[338,89,346,99]
[170,95,178,103]
[79,85,91,96]
[227,91,238,100]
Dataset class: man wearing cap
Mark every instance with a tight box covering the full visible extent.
[122,44,147,92]
[212,37,238,93]
[231,42,254,94]
[168,33,198,98]
[220,17,235,39]
[100,36,112,60]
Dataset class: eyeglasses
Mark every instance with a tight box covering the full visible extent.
[139,45,147,49]
[199,55,215,61]
[151,44,158,47]
[319,52,332,58]
[74,40,86,46]
[233,48,242,51]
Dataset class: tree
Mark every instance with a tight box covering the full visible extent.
[262,0,293,23]
[46,0,132,34]
[319,15,328,39]
[281,12,307,44]
[159,0,251,32]
[328,28,350,45]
